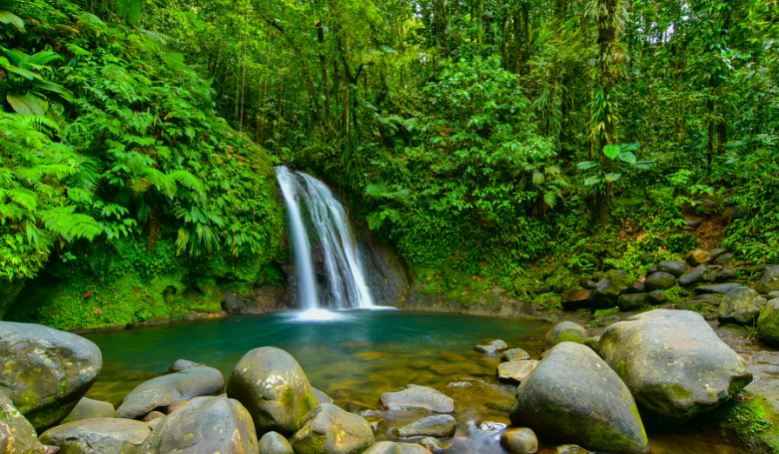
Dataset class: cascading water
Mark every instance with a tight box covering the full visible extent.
[275,166,375,313]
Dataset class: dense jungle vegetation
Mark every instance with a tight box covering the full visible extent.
[1,0,778,328]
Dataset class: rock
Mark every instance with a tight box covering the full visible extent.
[718,287,767,326]
[560,289,594,311]
[584,336,600,352]
[136,396,257,454]
[756,265,779,294]
[497,360,539,384]
[259,431,295,454]
[0,389,46,454]
[501,427,538,454]
[168,359,202,372]
[716,253,736,264]
[396,415,456,438]
[509,343,649,454]
[477,420,507,431]
[40,418,151,454]
[226,346,318,436]
[475,339,508,354]
[0,321,102,432]
[647,290,668,305]
[697,293,722,302]
[714,268,738,282]
[579,278,597,289]
[685,249,713,266]
[502,348,531,362]
[592,270,632,307]
[419,438,448,451]
[357,228,410,307]
[767,291,779,300]
[166,399,189,414]
[646,265,659,275]
[758,299,779,347]
[678,265,708,287]
[553,446,592,454]
[380,385,454,413]
[314,388,334,404]
[292,404,375,454]
[364,441,401,454]
[142,411,165,422]
[695,283,744,294]
[627,283,645,294]
[644,272,677,291]
[710,248,728,257]
[440,379,515,413]
[223,284,287,314]
[639,254,655,265]
[684,215,704,229]
[398,444,432,454]
[542,321,588,350]
[618,293,647,311]
[532,285,551,294]
[62,397,115,424]
[116,366,224,419]
[441,352,467,362]
[599,309,753,428]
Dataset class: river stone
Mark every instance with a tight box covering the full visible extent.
[644,272,677,291]
[137,396,257,454]
[475,339,508,354]
[365,441,401,454]
[714,268,738,282]
[560,289,594,311]
[758,299,779,347]
[314,388,334,404]
[0,389,46,454]
[599,309,753,428]
[0,321,102,432]
[584,336,600,352]
[116,388,173,420]
[647,290,668,305]
[40,418,150,454]
[381,385,454,413]
[502,348,531,362]
[593,270,632,307]
[718,287,766,326]
[756,265,779,294]
[227,346,318,436]
[646,265,658,275]
[501,427,538,454]
[542,321,588,350]
[62,397,116,424]
[292,404,375,454]
[398,444,432,454]
[695,283,744,294]
[678,265,708,287]
[716,253,736,264]
[509,342,649,454]
[396,415,456,438]
[497,360,539,384]
[618,293,647,311]
[627,282,645,294]
[768,291,779,300]
[554,446,592,454]
[168,359,202,372]
[685,249,713,266]
[259,431,295,454]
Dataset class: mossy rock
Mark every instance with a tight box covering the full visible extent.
[61,397,115,424]
[758,299,779,347]
[40,418,150,454]
[755,265,779,295]
[543,322,588,350]
[718,287,766,326]
[0,389,46,454]
[291,404,375,454]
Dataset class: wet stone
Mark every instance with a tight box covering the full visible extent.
[381,385,455,413]
[502,348,531,362]
[396,415,456,438]
[497,360,539,384]
[475,339,508,354]
[647,290,669,305]
[501,427,538,454]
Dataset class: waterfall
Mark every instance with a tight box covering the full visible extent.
[275,166,375,311]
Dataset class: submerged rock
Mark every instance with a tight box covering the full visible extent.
[475,339,508,354]
[226,346,318,436]
[137,396,258,454]
[644,272,676,291]
[599,309,752,428]
[510,342,649,454]
[501,427,538,454]
[259,431,295,454]
[62,397,116,424]
[0,389,46,454]
[396,415,456,438]
[756,265,779,294]
[364,441,401,454]
[40,418,150,454]
[0,321,102,431]
[718,287,766,326]
[542,321,588,350]
[497,360,539,384]
[502,348,531,362]
[292,404,375,454]
[758,299,779,347]
[381,385,454,413]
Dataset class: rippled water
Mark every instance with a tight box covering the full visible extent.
[82,310,746,454]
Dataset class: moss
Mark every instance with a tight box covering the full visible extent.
[614,360,627,379]
[713,393,779,452]
[558,332,586,344]
[665,384,694,401]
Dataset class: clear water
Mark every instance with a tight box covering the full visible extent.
[82,311,745,454]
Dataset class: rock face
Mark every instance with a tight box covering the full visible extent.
[758,299,779,347]
[40,418,151,454]
[501,427,538,454]
[137,396,258,454]
[678,265,708,287]
[475,339,508,354]
[62,397,116,424]
[497,360,539,384]
[292,404,375,454]
[599,310,753,428]
[380,385,454,413]
[0,390,46,454]
[644,272,676,291]
[396,415,456,438]
[116,366,224,419]
[756,265,779,295]
[358,229,410,306]
[617,293,647,312]
[222,284,288,314]
[658,260,688,277]
[226,347,318,436]
[718,287,766,325]
[259,431,295,454]
[0,321,102,431]
[560,289,594,311]
[542,322,588,350]
[510,343,649,454]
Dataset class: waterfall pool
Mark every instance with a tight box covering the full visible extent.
[82,310,745,454]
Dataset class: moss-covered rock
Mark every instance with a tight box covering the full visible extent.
[62,397,115,424]
[617,293,647,312]
[395,415,456,438]
[718,287,766,326]
[756,265,779,295]
[644,272,676,291]
[292,404,375,454]
[599,310,753,429]
[758,299,779,347]
[542,321,588,350]
[259,431,295,454]
[39,418,151,454]
[0,322,101,432]
[657,260,687,277]
[593,270,632,308]
[509,342,649,454]
[381,385,455,413]
[226,347,318,436]
[0,389,46,454]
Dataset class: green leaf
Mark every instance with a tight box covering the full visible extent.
[7,93,48,116]
[603,145,621,160]
[584,176,601,186]
[577,161,597,170]
[604,173,622,182]
[618,152,636,163]
[0,11,25,31]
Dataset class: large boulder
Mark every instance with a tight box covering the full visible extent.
[226,347,318,436]
[542,322,588,350]
[116,365,224,419]
[39,418,150,454]
[0,321,102,431]
[396,415,456,438]
[62,397,116,424]
[509,343,649,454]
[380,385,454,413]
[758,299,779,347]
[599,310,753,428]
[756,265,779,294]
[658,260,687,277]
[137,396,258,454]
[0,390,46,454]
[259,431,295,454]
[718,287,767,326]
[643,272,676,291]
[292,404,375,454]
